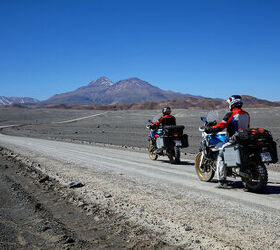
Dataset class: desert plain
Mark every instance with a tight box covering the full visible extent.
[1,107,280,154]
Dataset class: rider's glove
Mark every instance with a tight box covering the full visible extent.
[204,127,214,134]
[150,124,157,130]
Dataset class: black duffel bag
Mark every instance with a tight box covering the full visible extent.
[233,128,273,145]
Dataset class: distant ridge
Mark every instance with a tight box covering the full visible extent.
[39,77,199,106]
[45,95,280,111]
[0,96,39,107]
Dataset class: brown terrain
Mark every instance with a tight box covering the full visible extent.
[42,95,280,111]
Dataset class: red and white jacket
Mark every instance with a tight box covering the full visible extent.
[208,108,250,137]
[151,114,176,128]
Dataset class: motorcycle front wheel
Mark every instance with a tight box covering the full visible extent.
[241,162,268,193]
[148,141,158,160]
[195,152,215,182]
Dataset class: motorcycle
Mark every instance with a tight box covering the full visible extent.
[195,110,278,192]
[146,116,188,164]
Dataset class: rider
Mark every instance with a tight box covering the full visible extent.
[205,95,250,188]
[150,107,176,147]
[151,106,176,129]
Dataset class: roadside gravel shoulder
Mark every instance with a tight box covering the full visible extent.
[0,147,170,249]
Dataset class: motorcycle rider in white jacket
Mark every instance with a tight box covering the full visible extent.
[204,95,250,188]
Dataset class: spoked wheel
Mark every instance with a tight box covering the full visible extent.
[195,152,215,182]
[241,162,268,193]
[148,141,158,160]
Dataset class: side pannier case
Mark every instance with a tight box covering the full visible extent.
[156,136,173,148]
[181,134,189,148]
[268,141,278,163]
[223,145,241,167]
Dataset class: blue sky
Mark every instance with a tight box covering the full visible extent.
[0,0,279,101]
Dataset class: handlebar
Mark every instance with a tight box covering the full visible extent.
[199,126,205,132]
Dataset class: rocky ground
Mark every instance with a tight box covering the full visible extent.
[0,148,171,249]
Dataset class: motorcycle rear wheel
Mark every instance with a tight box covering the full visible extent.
[148,141,158,160]
[241,162,268,193]
[195,152,215,182]
[174,146,180,164]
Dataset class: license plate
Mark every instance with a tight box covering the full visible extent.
[260,152,272,162]
[174,140,182,146]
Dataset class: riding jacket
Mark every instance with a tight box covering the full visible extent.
[151,114,176,129]
[206,108,250,137]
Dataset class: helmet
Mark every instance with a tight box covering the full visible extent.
[162,106,171,115]
[227,95,243,110]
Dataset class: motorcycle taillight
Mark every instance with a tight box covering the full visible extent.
[174,134,178,137]
[261,147,268,152]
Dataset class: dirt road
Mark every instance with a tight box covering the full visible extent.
[0,133,280,249]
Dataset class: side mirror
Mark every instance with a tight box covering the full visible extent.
[201,117,207,122]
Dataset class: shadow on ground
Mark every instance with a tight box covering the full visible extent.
[157,159,194,166]
[223,181,280,195]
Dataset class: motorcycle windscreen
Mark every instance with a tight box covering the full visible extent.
[152,114,162,123]
[206,110,219,123]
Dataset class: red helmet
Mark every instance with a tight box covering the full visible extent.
[162,106,171,115]
[227,95,243,110]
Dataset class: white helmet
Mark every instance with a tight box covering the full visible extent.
[227,95,243,111]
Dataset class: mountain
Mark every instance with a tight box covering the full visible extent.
[45,95,280,111]
[240,95,280,107]
[40,77,114,106]
[0,96,39,107]
[40,77,196,106]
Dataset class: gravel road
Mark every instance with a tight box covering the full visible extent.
[0,133,280,249]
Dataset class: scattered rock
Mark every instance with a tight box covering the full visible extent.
[68,197,74,203]
[39,175,49,183]
[42,226,51,232]
[104,192,112,198]
[69,181,84,188]
[77,201,87,207]
[185,226,193,231]
[94,216,100,222]
[86,211,93,216]
[35,203,42,212]
[61,235,75,244]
